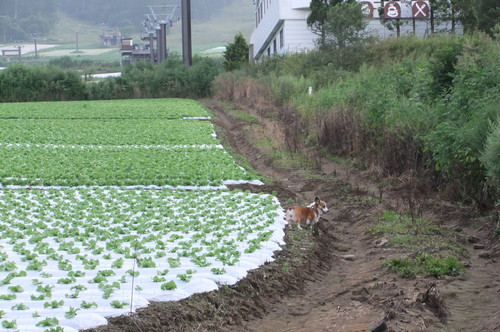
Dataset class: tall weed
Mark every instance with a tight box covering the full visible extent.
[212,34,499,206]
[266,74,314,106]
[423,36,499,205]
[481,119,500,192]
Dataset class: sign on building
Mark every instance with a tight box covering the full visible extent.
[384,2,401,18]
[359,1,431,19]
[412,1,430,18]
[360,1,375,18]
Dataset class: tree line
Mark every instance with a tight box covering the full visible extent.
[307,0,499,39]
[0,55,220,102]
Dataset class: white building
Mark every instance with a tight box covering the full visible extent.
[249,0,459,62]
[250,0,316,62]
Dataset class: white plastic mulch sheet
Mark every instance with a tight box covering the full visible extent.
[0,188,286,331]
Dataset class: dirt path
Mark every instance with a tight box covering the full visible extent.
[208,101,500,332]
[89,101,499,332]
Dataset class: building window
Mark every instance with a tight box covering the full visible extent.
[273,39,277,54]
[280,29,284,49]
[267,47,271,56]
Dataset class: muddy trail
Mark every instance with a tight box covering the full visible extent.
[89,101,500,332]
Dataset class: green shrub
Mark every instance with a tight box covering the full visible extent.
[385,258,418,278]
[0,64,88,102]
[267,74,314,105]
[386,254,464,278]
[481,119,500,190]
[416,253,464,277]
[212,34,499,205]
[48,56,77,69]
[187,57,221,97]
[222,32,249,72]
[423,39,500,201]
[427,40,464,97]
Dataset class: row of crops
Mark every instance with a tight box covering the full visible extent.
[0,99,286,331]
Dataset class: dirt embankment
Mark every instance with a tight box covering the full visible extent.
[89,100,500,332]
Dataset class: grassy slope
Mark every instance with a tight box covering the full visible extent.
[30,0,253,60]
[167,0,255,54]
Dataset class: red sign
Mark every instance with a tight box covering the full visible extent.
[384,2,401,19]
[360,1,375,18]
[412,1,430,18]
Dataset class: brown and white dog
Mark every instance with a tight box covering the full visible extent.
[285,197,329,229]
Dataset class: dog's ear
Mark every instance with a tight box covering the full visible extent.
[314,197,320,204]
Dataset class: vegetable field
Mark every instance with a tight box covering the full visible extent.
[0,99,285,331]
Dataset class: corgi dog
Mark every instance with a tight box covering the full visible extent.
[285,197,329,229]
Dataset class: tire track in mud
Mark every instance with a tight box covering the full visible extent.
[209,101,428,331]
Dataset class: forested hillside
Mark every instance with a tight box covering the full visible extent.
[58,0,235,26]
[0,0,237,42]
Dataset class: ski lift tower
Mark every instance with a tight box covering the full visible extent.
[142,4,179,64]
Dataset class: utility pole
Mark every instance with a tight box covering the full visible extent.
[181,0,192,66]
[76,31,79,52]
[149,32,155,62]
[34,37,38,58]
[158,22,167,63]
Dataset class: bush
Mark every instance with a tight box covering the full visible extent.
[0,64,88,102]
[423,37,499,203]
[88,76,133,100]
[0,64,45,102]
[386,254,464,278]
[48,56,77,69]
[481,119,500,191]
[0,56,221,102]
[212,34,499,205]
[116,55,220,99]
[266,73,314,106]
[187,57,221,98]
[223,32,249,72]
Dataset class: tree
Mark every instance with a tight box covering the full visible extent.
[453,0,500,36]
[476,0,500,37]
[222,32,249,71]
[322,1,367,50]
[377,0,408,37]
[307,0,342,44]
[321,1,368,67]
[0,15,12,42]
[428,0,499,36]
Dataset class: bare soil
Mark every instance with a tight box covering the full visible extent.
[88,101,500,332]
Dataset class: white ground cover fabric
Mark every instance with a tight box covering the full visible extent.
[0,99,282,330]
[0,188,285,331]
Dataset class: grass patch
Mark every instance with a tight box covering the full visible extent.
[305,173,325,180]
[370,210,464,252]
[227,109,259,124]
[324,152,350,164]
[372,210,467,278]
[254,138,318,170]
[271,151,318,170]
[386,253,464,278]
